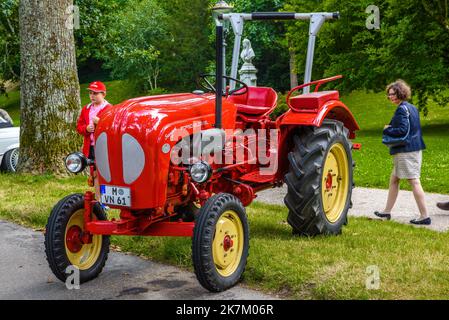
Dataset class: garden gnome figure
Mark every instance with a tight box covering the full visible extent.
[239,39,257,86]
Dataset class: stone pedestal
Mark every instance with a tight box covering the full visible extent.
[239,63,258,87]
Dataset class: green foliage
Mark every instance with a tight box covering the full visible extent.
[74,0,130,65]
[79,80,143,106]
[231,0,291,90]
[156,0,212,92]
[0,0,19,85]
[285,0,449,115]
[146,87,170,96]
[102,0,167,91]
[4,80,143,125]
[5,0,449,115]
[270,91,289,119]
[0,86,19,123]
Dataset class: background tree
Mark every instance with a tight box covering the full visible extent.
[230,0,290,91]
[422,0,449,35]
[284,0,449,114]
[74,0,130,82]
[0,0,20,94]
[103,0,167,92]
[156,0,212,91]
[19,0,81,174]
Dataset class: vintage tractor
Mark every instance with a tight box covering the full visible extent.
[45,11,359,292]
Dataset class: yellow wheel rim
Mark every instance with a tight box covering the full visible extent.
[321,143,350,223]
[64,209,102,270]
[212,210,244,277]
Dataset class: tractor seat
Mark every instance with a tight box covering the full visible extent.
[228,86,278,118]
[289,90,339,112]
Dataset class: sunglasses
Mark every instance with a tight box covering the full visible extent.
[89,91,104,95]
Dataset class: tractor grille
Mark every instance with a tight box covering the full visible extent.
[95,132,111,182]
[95,132,145,185]
[121,133,145,184]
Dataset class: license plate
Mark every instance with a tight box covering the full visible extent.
[100,185,131,207]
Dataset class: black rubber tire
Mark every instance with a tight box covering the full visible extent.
[192,193,249,292]
[284,120,354,236]
[44,193,110,284]
[1,148,18,172]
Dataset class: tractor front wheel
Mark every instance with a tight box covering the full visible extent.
[192,193,249,292]
[45,193,110,283]
[284,120,354,236]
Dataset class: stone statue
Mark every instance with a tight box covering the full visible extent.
[240,39,255,64]
[239,38,257,86]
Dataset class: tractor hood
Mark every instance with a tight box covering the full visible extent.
[94,93,236,209]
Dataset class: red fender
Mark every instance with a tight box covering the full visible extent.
[279,75,359,138]
[277,99,359,138]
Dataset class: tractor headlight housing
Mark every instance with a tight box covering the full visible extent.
[189,161,212,183]
[65,152,88,174]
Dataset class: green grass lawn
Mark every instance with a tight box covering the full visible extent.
[1,173,449,299]
[0,80,142,125]
[2,84,448,193]
[0,89,20,125]
[341,91,449,194]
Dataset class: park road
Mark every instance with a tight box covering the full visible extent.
[257,186,449,232]
[0,220,276,300]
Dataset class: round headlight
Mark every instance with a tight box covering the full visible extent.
[65,152,87,174]
[189,161,212,183]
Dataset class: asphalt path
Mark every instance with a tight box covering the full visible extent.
[0,220,275,300]
[257,186,449,232]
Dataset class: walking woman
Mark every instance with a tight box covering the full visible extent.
[374,80,430,225]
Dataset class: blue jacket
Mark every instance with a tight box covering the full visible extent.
[383,101,426,155]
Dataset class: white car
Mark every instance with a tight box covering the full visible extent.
[0,126,19,172]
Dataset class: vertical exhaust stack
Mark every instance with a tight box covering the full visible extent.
[215,25,224,129]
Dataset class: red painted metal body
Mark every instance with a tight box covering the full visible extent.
[86,219,194,237]
[95,93,236,210]
[82,76,359,238]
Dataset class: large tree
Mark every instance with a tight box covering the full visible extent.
[19,0,81,174]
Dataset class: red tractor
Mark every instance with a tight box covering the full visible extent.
[45,11,359,292]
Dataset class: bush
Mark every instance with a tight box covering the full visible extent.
[271,91,289,119]
[146,87,170,96]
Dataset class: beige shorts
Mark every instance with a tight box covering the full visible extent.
[392,151,422,179]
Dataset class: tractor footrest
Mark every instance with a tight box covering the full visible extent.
[240,171,275,183]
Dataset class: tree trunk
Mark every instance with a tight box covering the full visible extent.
[288,39,298,89]
[19,0,81,175]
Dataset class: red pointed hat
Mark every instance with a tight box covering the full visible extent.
[87,81,106,93]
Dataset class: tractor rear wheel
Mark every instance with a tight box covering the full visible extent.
[45,193,110,283]
[284,120,354,236]
[192,193,249,292]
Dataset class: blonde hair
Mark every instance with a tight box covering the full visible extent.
[386,79,411,101]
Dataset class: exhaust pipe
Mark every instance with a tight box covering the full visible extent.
[215,24,223,129]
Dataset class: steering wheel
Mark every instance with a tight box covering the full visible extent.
[197,74,249,97]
